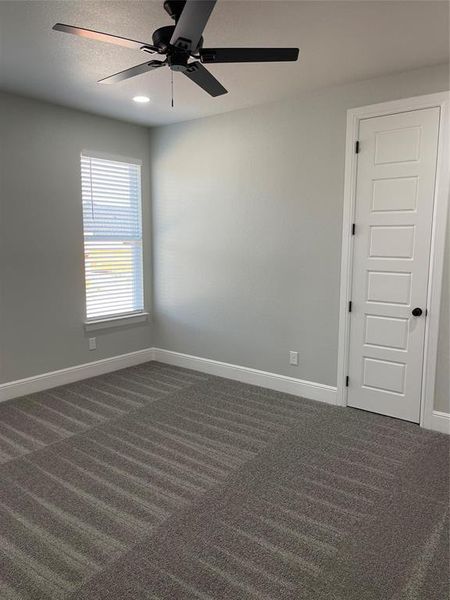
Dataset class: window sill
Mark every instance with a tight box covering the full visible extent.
[84,312,149,332]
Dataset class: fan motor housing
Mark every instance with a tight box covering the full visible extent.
[152,25,204,55]
[152,26,175,52]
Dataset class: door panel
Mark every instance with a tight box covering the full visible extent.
[371,176,418,212]
[347,107,440,422]
[367,271,412,305]
[369,225,415,258]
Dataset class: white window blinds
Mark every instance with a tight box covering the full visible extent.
[81,154,144,320]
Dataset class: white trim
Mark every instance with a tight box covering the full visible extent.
[0,347,336,406]
[426,411,450,435]
[337,92,450,430]
[80,149,143,166]
[336,106,360,407]
[420,96,450,431]
[1,346,447,432]
[0,348,155,403]
[84,311,149,332]
[154,348,337,405]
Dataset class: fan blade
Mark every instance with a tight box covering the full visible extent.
[98,60,165,84]
[184,62,227,97]
[200,48,299,63]
[170,0,217,53]
[53,23,157,52]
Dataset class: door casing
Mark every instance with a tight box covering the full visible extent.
[337,92,449,432]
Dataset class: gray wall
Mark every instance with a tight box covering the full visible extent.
[0,93,153,383]
[1,65,448,413]
[150,64,449,410]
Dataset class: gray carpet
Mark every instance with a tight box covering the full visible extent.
[0,361,448,600]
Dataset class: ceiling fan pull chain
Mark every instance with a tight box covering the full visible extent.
[171,69,174,108]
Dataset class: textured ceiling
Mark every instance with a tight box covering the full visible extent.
[0,1,448,126]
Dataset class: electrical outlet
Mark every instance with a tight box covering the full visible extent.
[88,337,96,351]
[289,351,298,366]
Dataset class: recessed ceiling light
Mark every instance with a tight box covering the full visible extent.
[133,96,150,104]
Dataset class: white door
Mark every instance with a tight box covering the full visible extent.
[347,107,440,422]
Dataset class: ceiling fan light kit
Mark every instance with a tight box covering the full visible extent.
[53,0,299,98]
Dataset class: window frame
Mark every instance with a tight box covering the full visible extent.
[80,150,148,330]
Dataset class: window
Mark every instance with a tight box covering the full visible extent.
[81,153,144,321]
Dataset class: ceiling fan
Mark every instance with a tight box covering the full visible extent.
[53,0,299,98]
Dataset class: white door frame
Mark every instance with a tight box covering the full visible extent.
[337,92,450,432]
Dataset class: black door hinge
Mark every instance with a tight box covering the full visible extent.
[348,301,352,312]
[352,223,356,235]
[355,140,360,154]
[346,376,349,387]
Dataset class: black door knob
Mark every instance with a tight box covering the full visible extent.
[412,307,423,317]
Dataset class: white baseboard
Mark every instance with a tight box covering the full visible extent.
[0,348,155,403]
[426,410,450,435]
[1,347,448,435]
[0,346,336,406]
[153,348,337,405]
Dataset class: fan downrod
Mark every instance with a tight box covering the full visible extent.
[163,1,186,22]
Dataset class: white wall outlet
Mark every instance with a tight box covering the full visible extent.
[289,351,298,366]
[88,337,96,351]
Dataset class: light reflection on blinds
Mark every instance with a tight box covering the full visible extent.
[81,154,144,320]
